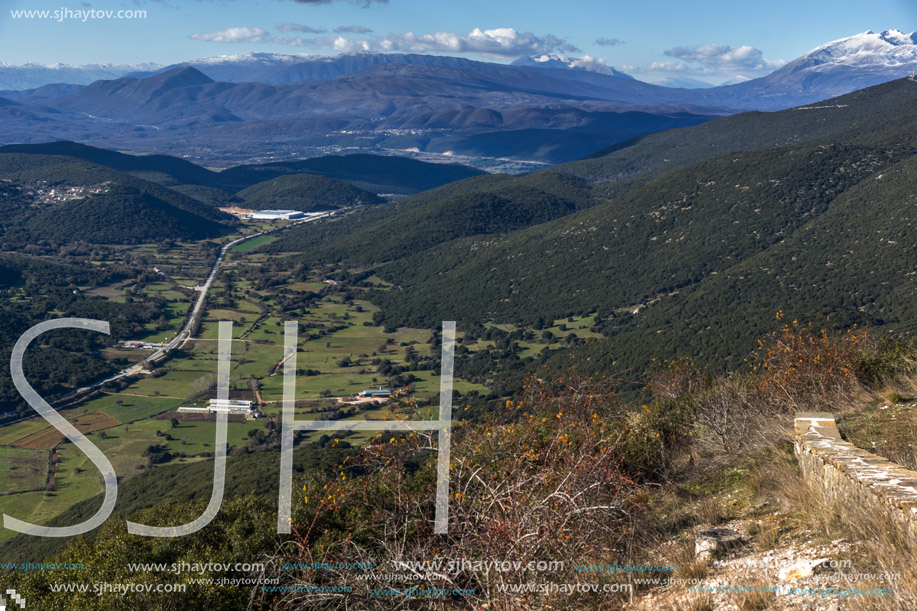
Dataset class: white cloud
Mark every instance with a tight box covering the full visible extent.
[334,25,373,34]
[645,60,691,73]
[190,27,270,44]
[278,23,327,34]
[277,27,578,57]
[191,25,578,59]
[281,36,373,52]
[663,43,784,72]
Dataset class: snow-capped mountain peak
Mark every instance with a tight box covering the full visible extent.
[511,54,634,79]
[801,29,917,67]
[186,52,316,66]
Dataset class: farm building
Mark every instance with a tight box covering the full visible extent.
[177,399,260,418]
[358,387,392,398]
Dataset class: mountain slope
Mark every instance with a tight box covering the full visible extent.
[237,173,382,210]
[272,78,917,270]
[267,79,917,372]
[365,143,902,328]
[557,77,917,186]
[0,141,225,188]
[270,170,592,265]
[0,62,161,91]
[0,153,231,244]
[558,152,917,373]
[219,154,486,194]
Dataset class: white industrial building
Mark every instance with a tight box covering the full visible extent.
[178,399,259,418]
[358,387,392,398]
[250,209,306,221]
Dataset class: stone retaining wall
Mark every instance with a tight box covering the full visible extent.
[795,412,917,540]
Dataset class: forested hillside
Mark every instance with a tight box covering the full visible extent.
[267,77,917,373]
[237,174,382,211]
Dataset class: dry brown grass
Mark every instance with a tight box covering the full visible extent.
[730,580,776,611]
[669,595,715,611]
[669,536,708,580]
[694,495,724,526]
[752,520,782,552]
[747,433,917,610]
[12,411,119,449]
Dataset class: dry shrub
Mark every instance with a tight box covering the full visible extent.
[648,356,709,401]
[269,375,643,610]
[693,377,760,453]
[751,520,781,552]
[752,320,867,412]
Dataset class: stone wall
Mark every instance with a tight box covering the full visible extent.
[795,412,917,540]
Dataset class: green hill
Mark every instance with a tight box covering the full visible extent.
[0,142,487,204]
[217,153,486,194]
[366,143,902,329]
[237,173,383,211]
[270,171,593,265]
[24,186,230,243]
[569,152,917,373]
[0,141,225,189]
[555,77,917,187]
[0,153,231,245]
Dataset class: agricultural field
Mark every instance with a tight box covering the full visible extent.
[0,223,588,539]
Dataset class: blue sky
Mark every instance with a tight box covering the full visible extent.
[2,0,916,83]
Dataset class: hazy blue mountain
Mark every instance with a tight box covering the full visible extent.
[157,52,486,84]
[5,31,917,166]
[650,76,716,89]
[0,61,160,91]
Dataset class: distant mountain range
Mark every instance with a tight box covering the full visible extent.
[693,29,917,106]
[0,61,161,91]
[0,60,719,167]
[2,30,917,166]
[650,76,716,89]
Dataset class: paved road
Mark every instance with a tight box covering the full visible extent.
[75,213,333,395]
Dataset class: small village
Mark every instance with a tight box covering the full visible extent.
[22,180,112,205]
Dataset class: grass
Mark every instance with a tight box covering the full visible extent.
[0,419,51,446]
[0,447,48,494]
[0,444,107,543]
[96,395,184,424]
[232,235,276,252]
